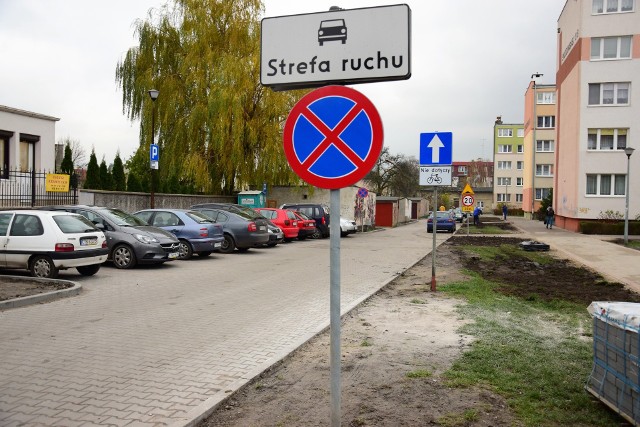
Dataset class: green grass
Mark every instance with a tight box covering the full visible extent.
[458,225,510,234]
[406,369,432,379]
[626,240,640,249]
[410,298,426,304]
[360,339,373,347]
[459,243,554,265]
[439,273,620,426]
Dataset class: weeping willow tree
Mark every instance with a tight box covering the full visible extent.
[116,0,303,195]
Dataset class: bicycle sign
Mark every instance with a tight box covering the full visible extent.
[419,165,451,186]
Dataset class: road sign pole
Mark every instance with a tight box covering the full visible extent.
[329,189,341,427]
[431,186,437,292]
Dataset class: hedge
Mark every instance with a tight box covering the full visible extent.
[580,221,640,235]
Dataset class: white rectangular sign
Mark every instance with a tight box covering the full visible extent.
[261,4,411,90]
[419,165,452,186]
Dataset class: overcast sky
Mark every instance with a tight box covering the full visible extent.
[0,0,565,167]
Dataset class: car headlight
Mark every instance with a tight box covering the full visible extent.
[133,233,159,244]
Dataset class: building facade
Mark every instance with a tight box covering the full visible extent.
[556,0,639,231]
[523,82,557,219]
[493,118,525,210]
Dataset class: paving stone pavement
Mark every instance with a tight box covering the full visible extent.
[0,220,450,427]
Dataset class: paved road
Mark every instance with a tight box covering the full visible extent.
[0,220,450,426]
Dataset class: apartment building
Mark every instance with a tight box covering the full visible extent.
[493,118,524,210]
[523,82,557,219]
[556,0,639,231]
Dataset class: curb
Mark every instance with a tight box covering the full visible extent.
[0,276,82,310]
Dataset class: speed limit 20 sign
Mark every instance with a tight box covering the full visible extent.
[461,194,474,212]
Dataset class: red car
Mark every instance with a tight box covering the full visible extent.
[254,208,299,242]
[291,211,317,240]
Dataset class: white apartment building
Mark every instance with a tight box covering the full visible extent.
[556,0,639,231]
[493,118,525,210]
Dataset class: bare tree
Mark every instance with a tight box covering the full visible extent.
[57,137,87,168]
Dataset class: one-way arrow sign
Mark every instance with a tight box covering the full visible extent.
[420,132,452,166]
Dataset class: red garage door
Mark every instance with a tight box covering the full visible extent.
[376,203,393,227]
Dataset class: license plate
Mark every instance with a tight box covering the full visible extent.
[214,242,222,248]
[80,238,97,246]
[168,252,179,259]
[260,226,266,231]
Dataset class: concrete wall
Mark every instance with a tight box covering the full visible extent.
[0,106,58,171]
[79,190,235,213]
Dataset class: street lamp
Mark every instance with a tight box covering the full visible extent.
[624,146,635,245]
[148,89,159,208]
[531,72,543,219]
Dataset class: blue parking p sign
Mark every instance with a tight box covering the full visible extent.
[420,132,452,166]
[150,144,159,170]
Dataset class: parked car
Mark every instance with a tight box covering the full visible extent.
[340,217,357,237]
[254,208,299,242]
[0,210,108,278]
[265,221,284,247]
[280,203,330,238]
[133,209,224,260]
[39,205,180,269]
[190,203,270,253]
[427,211,457,233]
[452,208,466,223]
[291,211,317,240]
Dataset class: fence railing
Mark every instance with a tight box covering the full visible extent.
[0,168,78,208]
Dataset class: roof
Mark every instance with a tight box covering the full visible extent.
[0,105,60,122]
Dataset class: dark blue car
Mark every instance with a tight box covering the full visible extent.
[427,211,457,233]
[134,209,224,260]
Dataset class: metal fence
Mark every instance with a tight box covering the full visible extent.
[0,168,78,208]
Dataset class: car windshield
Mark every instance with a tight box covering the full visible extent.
[102,208,148,226]
[229,205,265,220]
[186,211,214,224]
[296,211,311,220]
[432,212,451,219]
[53,214,99,233]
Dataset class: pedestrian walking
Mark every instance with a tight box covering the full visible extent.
[502,204,508,221]
[545,206,555,229]
[473,206,481,226]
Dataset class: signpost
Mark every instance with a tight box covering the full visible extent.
[283,85,384,427]
[461,183,475,235]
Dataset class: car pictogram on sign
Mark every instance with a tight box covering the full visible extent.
[318,19,347,46]
[283,85,383,189]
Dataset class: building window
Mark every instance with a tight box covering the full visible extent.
[498,128,513,137]
[586,173,626,195]
[0,130,13,179]
[588,82,630,105]
[498,145,513,153]
[536,140,555,152]
[537,116,555,128]
[516,161,524,170]
[587,128,628,150]
[591,36,632,60]
[497,161,512,170]
[517,144,524,153]
[537,92,556,104]
[516,194,523,202]
[497,177,512,186]
[516,177,523,187]
[517,128,524,137]
[457,165,467,175]
[535,188,552,200]
[592,0,635,14]
[497,194,511,202]
[536,164,553,176]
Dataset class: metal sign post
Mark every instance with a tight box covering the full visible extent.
[329,189,341,427]
[431,186,437,291]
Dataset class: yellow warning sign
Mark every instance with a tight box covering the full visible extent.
[461,183,474,195]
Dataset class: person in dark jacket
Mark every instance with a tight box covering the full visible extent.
[545,206,555,229]
[473,206,482,226]
[502,204,508,221]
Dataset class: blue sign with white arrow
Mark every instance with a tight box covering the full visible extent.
[419,132,452,166]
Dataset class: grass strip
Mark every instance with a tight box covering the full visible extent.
[440,273,620,426]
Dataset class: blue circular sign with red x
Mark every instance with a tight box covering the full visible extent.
[283,86,384,189]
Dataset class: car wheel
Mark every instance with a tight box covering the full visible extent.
[198,251,212,257]
[30,255,59,279]
[112,244,137,269]
[237,247,249,252]
[311,228,321,239]
[178,240,193,260]
[298,235,307,241]
[267,242,277,247]
[220,234,236,253]
[77,264,101,276]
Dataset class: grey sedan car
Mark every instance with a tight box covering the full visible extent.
[39,205,180,269]
[190,203,270,253]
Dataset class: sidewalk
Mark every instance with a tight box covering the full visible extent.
[509,217,640,294]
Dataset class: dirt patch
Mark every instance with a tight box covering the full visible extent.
[0,276,73,302]
[199,235,636,427]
